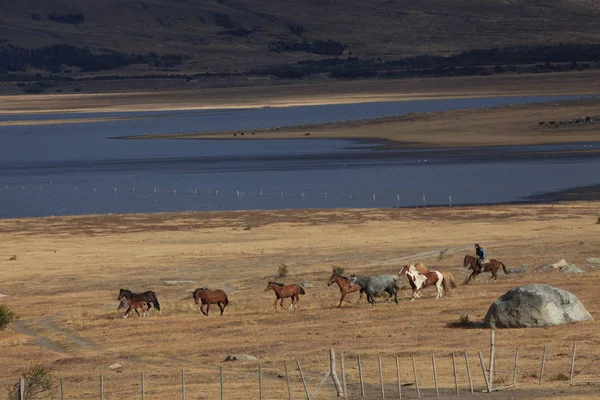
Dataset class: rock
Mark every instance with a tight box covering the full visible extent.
[551,259,570,269]
[535,259,581,273]
[109,364,122,370]
[300,282,314,288]
[561,266,585,274]
[224,354,257,361]
[8,255,16,261]
[163,280,196,286]
[0,294,8,298]
[484,284,592,329]
[521,264,529,268]
[586,258,600,265]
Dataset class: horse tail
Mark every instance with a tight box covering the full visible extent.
[299,287,306,295]
[447,272,457,289]
[501,262,509,274]
[224,295,229,306]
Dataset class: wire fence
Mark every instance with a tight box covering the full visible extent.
[4,338,600,400]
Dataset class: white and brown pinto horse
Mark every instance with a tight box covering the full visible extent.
[398,264,445,300]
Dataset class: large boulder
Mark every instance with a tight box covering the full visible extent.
[484,284,592,329]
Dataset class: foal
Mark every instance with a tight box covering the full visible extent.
[264,282,305,312]
[117,296,149,318]
[327,274,364,307]
[192,287,229,316]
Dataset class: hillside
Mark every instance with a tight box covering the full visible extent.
[2,0,600,76]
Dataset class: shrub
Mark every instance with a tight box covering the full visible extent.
[277,263,288,278]
[438,248,449,260]
[550,373,569,382]
[8,364,53,400]
[332,266,345,276]
[446,314,481,329]
[0,305,17,330]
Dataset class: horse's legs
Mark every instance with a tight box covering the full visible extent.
[338,293,345,307]
[274,298,279,313]
[280,298,287,310]
[200,303,208,316]
[124,306,132,318]
[218,302,225,315]
[206,303,211,315]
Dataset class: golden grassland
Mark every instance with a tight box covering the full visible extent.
[1,203,600,399]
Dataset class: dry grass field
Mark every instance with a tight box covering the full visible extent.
[1,203,600,399]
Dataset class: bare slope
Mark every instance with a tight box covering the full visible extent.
[2,0,600,71]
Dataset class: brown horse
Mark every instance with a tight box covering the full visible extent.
[463,255,509,282]
[264,282,305,312]
[192,287,229,316]
[327,274,364,307]
[117,296,149,318]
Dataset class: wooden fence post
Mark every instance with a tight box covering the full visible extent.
[141,371,145,400]
[358,354,365,398]
[60,377,64,400]
[478,352,491,393]
[489,330,495,392]
[539,345,547,386]
[379,356,385,399]
[19,378,24,400]
[182,369,186,400]
[512,346,520,387]
[411,356,420,399]
[452,353,459,396]
[431,355,439,397]
[330,348,344,397]
[341,352,348,398]
[220,366,224,400]
[395,357,402,399]
[569,343,577,385]
[284,361,292,400]
[259,361,263,400]
[100,374,104,400]
[464,352,474,394]
[297,360,310,400]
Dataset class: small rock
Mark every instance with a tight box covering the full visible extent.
[521,264,529,268]
[586,258,600,264]
[0,294,8,298]
[300,282,314,288]
[9,255,16,261]
[534,264,554,272]
[109,364,122,370]
[225,354,257,361]
[551,259,570,269]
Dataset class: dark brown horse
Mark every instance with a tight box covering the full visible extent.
[118,289,161,313]
[117,296,149,318]
[192,287,229,316]
[264,282,305,312]
[463,255,509,282]
[327,274,364,307]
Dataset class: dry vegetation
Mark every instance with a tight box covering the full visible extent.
[1,203,600,399]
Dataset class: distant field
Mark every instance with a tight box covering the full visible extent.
[1,203,599,399]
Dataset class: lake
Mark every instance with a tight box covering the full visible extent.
[1,94,598,218]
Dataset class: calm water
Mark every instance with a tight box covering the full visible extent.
[1,95,599,218]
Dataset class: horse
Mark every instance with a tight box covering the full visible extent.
[117,296,149,318]
[117,288,161,313]
[327,274,364,307]
[398,265,445,300]
[463,255,509,282]
[349,275,399,306]
[264,282,305,312]
[192,287,229,316]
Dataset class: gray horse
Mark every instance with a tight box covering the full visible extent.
[349,274,400,305]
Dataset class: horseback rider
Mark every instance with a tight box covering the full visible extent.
[475,244,487,272]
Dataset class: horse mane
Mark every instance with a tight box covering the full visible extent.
[197,287,209,290]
